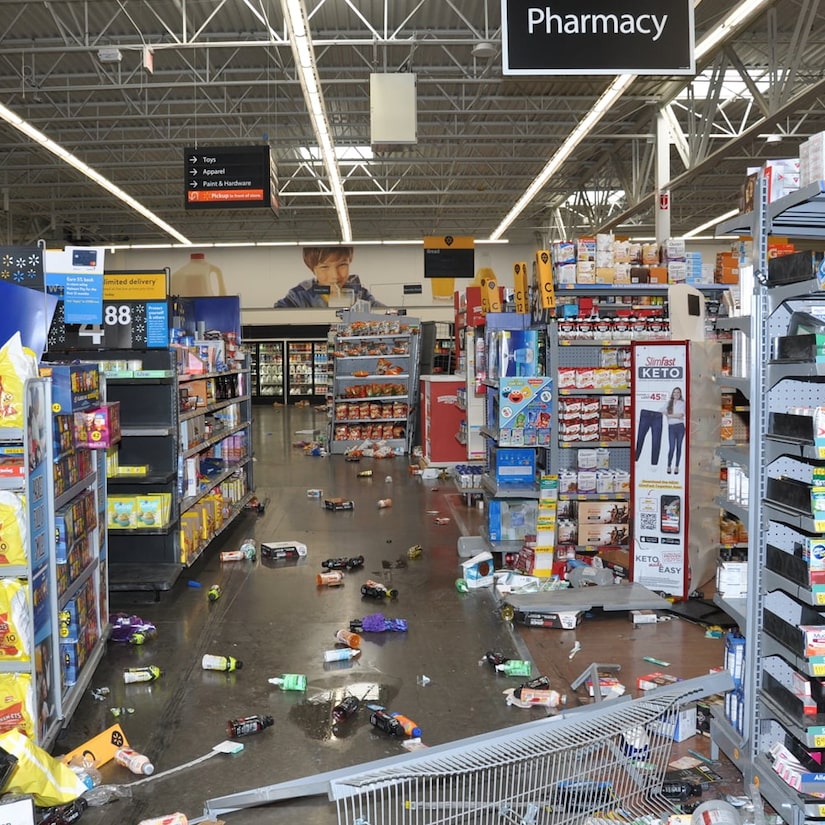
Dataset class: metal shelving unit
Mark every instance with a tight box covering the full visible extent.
[712,178,825,824]
[328,312,420,455]
[0,377,108,749]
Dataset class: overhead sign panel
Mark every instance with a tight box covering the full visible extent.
[423,236,475,279]
[185,145,275,209]
[502,0,694,76]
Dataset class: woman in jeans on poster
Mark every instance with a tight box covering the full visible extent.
[664,387,685,474]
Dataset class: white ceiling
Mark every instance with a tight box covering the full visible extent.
[1,0,823,248]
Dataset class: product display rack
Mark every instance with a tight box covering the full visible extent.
[0,377,108,749]
[711,179,825,823]
[474,313,550,560]
[328,312,420,455]
[52,349,254,596]
[548,288,653,562]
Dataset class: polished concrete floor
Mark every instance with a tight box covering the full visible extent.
[54,405,742,825]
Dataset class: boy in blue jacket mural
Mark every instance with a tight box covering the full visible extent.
[274,246,384,308]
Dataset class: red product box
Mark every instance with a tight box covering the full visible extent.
[81,402,121,449]
[637,672,681,691]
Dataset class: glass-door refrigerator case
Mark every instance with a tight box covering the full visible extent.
[255,341,286,402]
[244,326,331,403]
[287,341,329,401]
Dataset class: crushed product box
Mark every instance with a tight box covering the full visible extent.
[637,672,681,691]
[461,551,495,589]
[631,610,658,625]
[324,498,355,511]
[513,609,582,629]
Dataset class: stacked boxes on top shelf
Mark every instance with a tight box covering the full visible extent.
[552,235,715,287]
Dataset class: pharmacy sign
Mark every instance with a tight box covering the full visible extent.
[502,0,694,75]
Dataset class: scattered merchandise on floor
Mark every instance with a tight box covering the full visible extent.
[35,409,777,825]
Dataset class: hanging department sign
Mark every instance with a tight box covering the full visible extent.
[185,145,275,210]
[502,0,695,76]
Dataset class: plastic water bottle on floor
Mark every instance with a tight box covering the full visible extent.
[369,709,405,737]
[226,715,274,738]
[202,653,242,672]
[335,629,362,648]
[390,712,422,738]
[123,665,162,684]
[332,695,360,723]
[323,648,361,662]
[115,747,155,775]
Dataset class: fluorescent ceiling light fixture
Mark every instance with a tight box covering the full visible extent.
[0,101,191,246]
[282,0,351,243]
[489,74,635,240]
[694,0,773,61]
[489,0,772,243]
[298,146,375,163]
[683,208,739,238]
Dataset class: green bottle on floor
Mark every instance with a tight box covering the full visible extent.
[268,673,307,691]
[495,660,532,677]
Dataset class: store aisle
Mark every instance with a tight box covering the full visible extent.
[53,405,743,825]
[55,406,539,825]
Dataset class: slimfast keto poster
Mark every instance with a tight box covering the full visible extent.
[630,341,689,597]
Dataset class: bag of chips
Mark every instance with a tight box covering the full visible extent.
[0,333,38,429]
[0,492,27,566]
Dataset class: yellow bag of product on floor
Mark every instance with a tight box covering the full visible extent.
[0,727,87,805]
[0,332,38,429]
[0,491,27,565]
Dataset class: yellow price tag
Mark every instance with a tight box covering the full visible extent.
[815,735,825,747]
[817,591,825,606]
[818,805,825,817]
[813,663,825,676]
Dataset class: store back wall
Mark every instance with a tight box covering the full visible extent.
[107,244,535,326]
[107,240,734,327]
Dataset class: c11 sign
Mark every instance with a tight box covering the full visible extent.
[502,0,694,76]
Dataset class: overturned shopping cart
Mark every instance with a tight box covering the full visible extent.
[201,670,733,825]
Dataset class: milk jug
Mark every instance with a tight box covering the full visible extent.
[171,252,226,296]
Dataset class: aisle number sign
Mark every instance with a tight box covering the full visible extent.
[513,262,529,313]
[535,250,555,309]
[47,271,170,351]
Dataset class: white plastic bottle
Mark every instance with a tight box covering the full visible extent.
[170,253,226,297]
[115,747,155,775]
[323,648,361,662]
